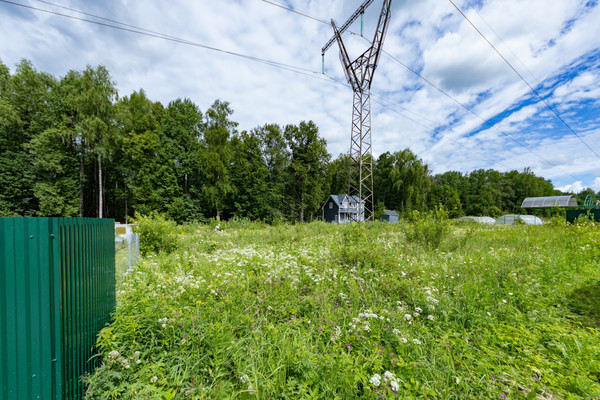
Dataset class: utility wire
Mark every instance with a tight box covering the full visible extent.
[462,0,538,84]
[0,0,322,78]
[325,73,517,172]
[449,0,600,161]
[260,0,577,177]
[260,0,328,24]
[349,33,577,178]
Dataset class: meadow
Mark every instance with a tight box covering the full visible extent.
[86,214,600,399]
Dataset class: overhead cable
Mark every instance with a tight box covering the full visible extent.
[449,0,600,161]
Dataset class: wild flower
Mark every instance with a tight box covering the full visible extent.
[108,350,120,360]
[370,374,382,387]
[240,374,249,383]
[150,376,158,383]
[427,315,434,320]
[404,314,412,321]
[413,338,422,345]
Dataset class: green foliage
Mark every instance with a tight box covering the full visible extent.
[284,121,330,222]
[405,205,452,249]
[87,222,600,399]
[133,212,178,256]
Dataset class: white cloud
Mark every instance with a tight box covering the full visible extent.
[0,0,599,190]
[556,181,585,193]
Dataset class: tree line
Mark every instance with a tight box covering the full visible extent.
[1,60,593,222]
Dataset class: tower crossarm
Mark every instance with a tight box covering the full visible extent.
[332,20,361,92]
[321,0,376,55]
[365,0,392,89]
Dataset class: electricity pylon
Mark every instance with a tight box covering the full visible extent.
[322,0,392,221]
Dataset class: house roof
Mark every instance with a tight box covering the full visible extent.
[382,210,398,216]
[322,194,364,210]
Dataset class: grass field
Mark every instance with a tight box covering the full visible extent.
[86,217,600,399]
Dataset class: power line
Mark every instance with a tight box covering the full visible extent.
[324,73,518,173]
[449,0,600,161]
[0,0,323,78]
[349,34,576,177]
[260,0,328,25]
[259,0,578,178]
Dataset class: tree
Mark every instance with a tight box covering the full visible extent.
[229,131,270,220]
[327,153,350,197]
[115,91,179,220]
[427,184,462,218]
[283,121,330,222]
[29,128,79,216]
[160,98,204,221]
[255,123,290,221]
[387,149,431,215]
[0,60,56,216]
[75,66,118,218]
[201,100,237,220]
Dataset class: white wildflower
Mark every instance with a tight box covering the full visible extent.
[240,374,250,383]
[392,328,401,335]
[150,376,158,383]
[400,337,408,343]
[383,371,395,381]
[413,338,422,345]
[369,374,382,387]
[427,315,434,321]
[108,350,120,360]
[404,314,412,321]
[415,307,423,313]
[390,379,399,391]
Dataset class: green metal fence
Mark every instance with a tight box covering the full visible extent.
[566,209,600,223]
[1,218,115,400]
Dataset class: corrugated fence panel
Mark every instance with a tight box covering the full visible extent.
[0,217,115,400]
[0,218,60,400]
[57,218,115,400]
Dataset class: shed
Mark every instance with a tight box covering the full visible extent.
[380,210,399,223]
[322,194,365,223]
[495,214,543,225]
[458,216,496,225]
[521,195,578,209]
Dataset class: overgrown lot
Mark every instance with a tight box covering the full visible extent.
[86,217,600,399]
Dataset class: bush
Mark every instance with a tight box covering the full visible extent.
[133,211,178,256]
[405,205,452,250]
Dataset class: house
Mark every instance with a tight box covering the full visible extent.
[322,194,365,223]
[380,210,399,223]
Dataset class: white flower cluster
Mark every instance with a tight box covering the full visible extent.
[371,371,400,391]
[383,371,400,391]
[369,374,382,387]
[158,317,168,328]
[330,326,342,342]
[240,374,250,383]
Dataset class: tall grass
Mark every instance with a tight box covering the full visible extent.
[87,219,600,399]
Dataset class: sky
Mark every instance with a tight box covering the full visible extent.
[1,0,599,193]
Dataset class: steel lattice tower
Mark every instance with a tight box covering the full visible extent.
[322,0,392,221]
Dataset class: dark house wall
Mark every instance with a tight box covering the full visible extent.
[323,198,339,222]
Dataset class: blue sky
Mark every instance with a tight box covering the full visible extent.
[0,0,599,192]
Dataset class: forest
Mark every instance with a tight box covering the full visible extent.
[1,60,594,222]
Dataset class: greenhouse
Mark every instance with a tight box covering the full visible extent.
[521,195,578,209]
[495,214,543,225]
[457,216,496,225]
